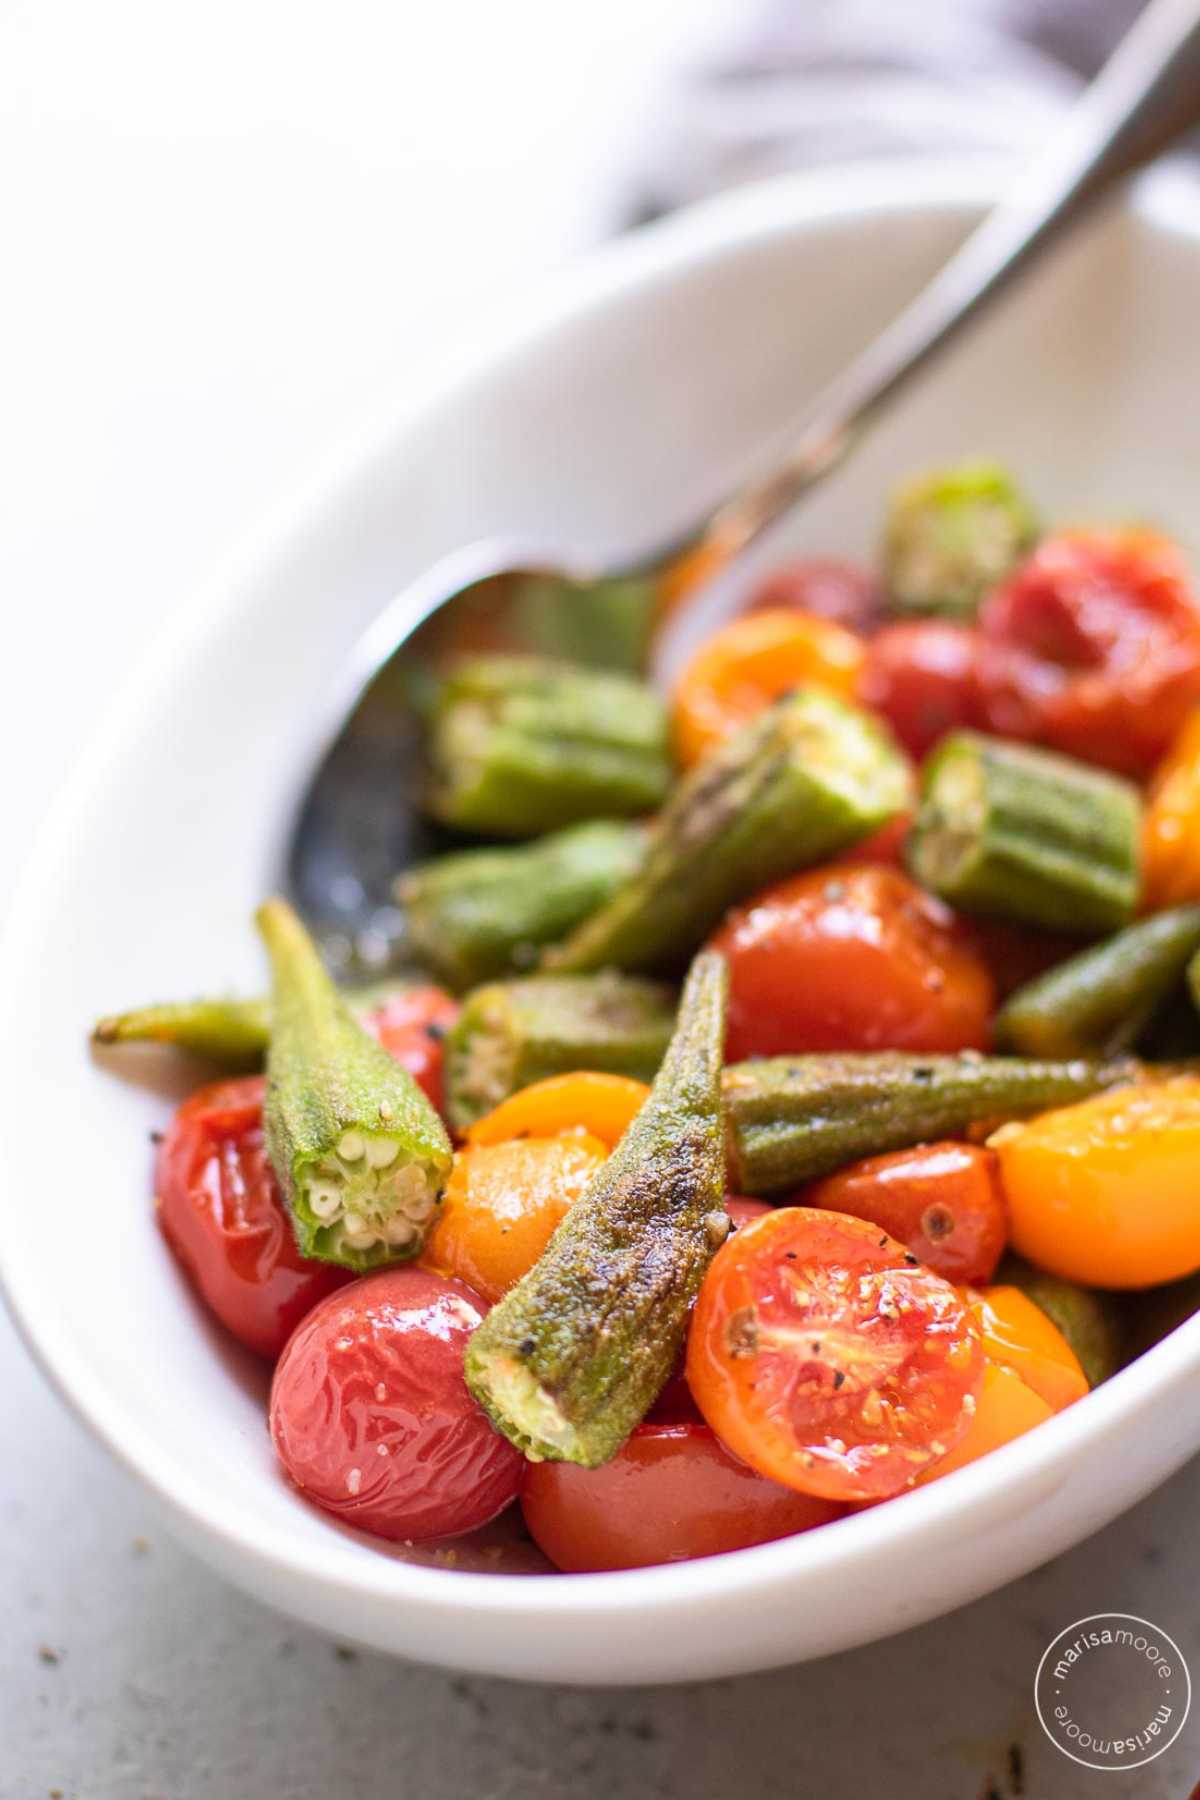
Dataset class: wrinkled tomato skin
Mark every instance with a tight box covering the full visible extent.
[745,558,882,634]
[860,620,980,759]
[976,531,1200,775]
[361,986,460,1115]
[798,1143,1008,1286]
[270,1266,523,1542]
[156,1076,348,1360]
[522,1421,844,1571]
[711,865,994,1061]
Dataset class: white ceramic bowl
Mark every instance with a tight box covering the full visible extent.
[6,160,1200,1686]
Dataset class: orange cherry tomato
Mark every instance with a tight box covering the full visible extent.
[912,1362,1053,1486]
[464,1072,650,1152]
[800,1143,1007,1286]
[994,1077,1200,1289]
[1142,707,1200,910]
[521,1421,844,1571]
[672,608,867,767]
[423,1133,607,1303]
[686,1208,985,1502]
[710,864,994,1061]
[967,1286,1088,1412]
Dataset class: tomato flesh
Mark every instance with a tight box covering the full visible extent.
[361,985,459,1115]
[711,864,994,1061]
[522,1421,844,1570]
[155,1076,348,1360]
[687,1208,985,1502]
[860,619,980,759]
[799,1143,1007,1286]
[270,1266,523,1542]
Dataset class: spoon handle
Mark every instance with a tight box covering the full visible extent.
[668,0,1200,589]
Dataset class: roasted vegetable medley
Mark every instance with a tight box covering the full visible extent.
[95,462,1200,1572]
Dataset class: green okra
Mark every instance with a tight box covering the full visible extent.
[464,952,729,1465]
[906,732,1141,935]
[723,1051,1137,1196]
[397,819,647,993]
[257,899,452,1272]
[548,685,911,975]
[883,460,1036,620]
[996,1254,1124,1389]
[444,971,677,1131]
[995,907,1200,1059]
[426,655,670,838]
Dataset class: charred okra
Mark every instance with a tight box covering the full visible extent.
[426,655,670,838]
[724,1051,1136,1195]
[257,899,452,1271]
[906,732,1141,934]
[444,971,677,1130]
[883,461,1036,619]
[549,686,911,974]
[995,907,1200,1058]
[996,1255,1124,1389]
[397,819,647,992]
[464,952,729,1465]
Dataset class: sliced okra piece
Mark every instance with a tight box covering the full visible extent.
[906,732,1141,934]
[257,899,452,1272]
[464,951,729,1465]
[549,685,911,975]
[995,1254,1124,1389]
[883,460,1036,620]
[426,654,671,838]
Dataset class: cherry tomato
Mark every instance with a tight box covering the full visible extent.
[1142,707,1200,910]
[743,558,882,634]
[522,1421,844,1570]
[800,1143,1007,1286]
[686,1208,985,1502]
[647,1200,774,1425]
[860,620,980,759]
[912,1362,1052,1487]
[975,529,1200,775]
[963,916,1079,1001]
[711,864,994,1061]
[832,811,912,870]
[155,1076,348,1360]
[269,1265,523,1542]
[361,985,460,1115]
[967,1286,1088,1413]
[464,1072,650,1152]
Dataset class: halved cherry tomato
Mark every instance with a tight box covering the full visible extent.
[423,1132,607,1302]
[361,985,460,1115]
[155,1076,348,1360]
[464,1072,650,1152]
[1142,707,1200,910]
[521,1420,844,1570]
[686,1208,985,1502]
[913,1362,1052,1486]
[710,864,994,1061]
[859,620,980,759]
[743,558,882,634]
[975,529,1200,775]
[994,1076,1200,1288]
[269,1265,523,1542]
[672,608,867,766]
[800,1143,1007,1286]
[967,1285,1088,1412]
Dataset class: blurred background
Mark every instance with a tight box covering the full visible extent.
[4,2,1198,1796]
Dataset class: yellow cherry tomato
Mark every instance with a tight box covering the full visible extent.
[913,1362,1053,1486]
[967,1285,1088,1412]
[464,1072,650,1153]
[1143,707,1200,910]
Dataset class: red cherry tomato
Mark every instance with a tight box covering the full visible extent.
[711,864,994,1061]
[522,1420,844,1571]
[832,811,912,870]
[155,1076,348,1360]
[686,1208,985,1502]
[975,529,1200,775]
[744,558,882,634]
[270,1266,523,1542]
[964,916,1079,1001]
[860,620,980,759]
[798,1143,1008,1286]
[360,985,459,1115]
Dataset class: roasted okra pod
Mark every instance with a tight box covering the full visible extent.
[906,731,1141,934]
[464,951,729,1465]
[425,655,671,838]
[883,461,1036,619]
[549,685,911,974]
[397,819,647,992]
[257,899,452,1272]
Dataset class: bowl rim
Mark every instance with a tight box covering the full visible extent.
[6,151,1200,1630]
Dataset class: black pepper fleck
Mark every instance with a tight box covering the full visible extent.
[518,1337,535,1357]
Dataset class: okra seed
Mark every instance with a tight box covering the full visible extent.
[366,1135,400,1170]
[308,1181,342,1220]
[338,1130,366,1161]
[385,1217,417,1248]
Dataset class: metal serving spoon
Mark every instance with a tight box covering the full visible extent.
[282,0,1200,972]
